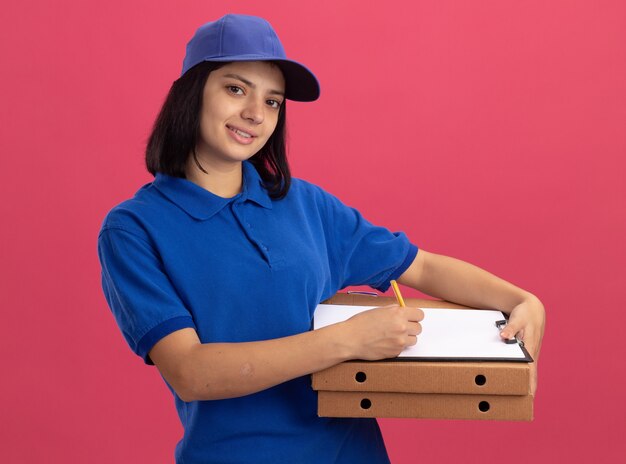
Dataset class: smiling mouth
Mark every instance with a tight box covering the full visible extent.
[227,125,254,139]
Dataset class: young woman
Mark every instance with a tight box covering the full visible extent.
[98,14,545,464]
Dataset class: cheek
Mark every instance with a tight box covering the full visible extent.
[199,109,221,140]
[262,114,280,140]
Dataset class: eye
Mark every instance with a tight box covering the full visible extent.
[267,99,282,109]
[227,85,244,95]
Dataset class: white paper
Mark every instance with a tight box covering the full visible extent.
[313,304,528,360]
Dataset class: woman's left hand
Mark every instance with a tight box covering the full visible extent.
[499,295,546,396]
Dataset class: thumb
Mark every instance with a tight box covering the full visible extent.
[500,319,522,340]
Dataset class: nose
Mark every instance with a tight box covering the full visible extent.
[241,98,264,125]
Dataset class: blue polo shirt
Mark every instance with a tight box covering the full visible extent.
[98,161,418,464]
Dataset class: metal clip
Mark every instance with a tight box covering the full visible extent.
[347,291,379,297]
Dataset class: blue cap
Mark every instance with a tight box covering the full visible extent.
[181,14,320,102]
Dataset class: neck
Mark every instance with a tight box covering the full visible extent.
[185,156,244,198]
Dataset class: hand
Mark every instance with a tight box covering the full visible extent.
[499,295,546,396]
[342,305,424,360]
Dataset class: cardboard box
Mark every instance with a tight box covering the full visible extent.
[313,293,533,421]
[312,361,530,395]
[318,391,533,421]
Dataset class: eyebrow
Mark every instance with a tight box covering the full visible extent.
[223,73,285,97]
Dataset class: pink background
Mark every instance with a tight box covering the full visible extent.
[2,0,625,462]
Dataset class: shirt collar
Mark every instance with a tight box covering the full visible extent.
[152,161,273,221]
[241,161,273,210]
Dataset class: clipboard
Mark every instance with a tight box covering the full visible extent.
[313,303,533,363]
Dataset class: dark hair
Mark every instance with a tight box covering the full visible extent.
[145,61,291,199]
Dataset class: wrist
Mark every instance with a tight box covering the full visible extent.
[321,321,357,363]
[520,292,544,311]
[499,290,538,315]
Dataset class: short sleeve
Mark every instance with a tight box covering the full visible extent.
[98,226,196,364]
[321,190,418,292]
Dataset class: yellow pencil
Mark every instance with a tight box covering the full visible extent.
[390,280,406,307]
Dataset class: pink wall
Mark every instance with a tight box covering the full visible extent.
[1,1,624,462]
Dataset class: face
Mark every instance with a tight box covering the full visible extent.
[194,61,285,168]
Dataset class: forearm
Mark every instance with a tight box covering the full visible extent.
[179,324,351,401]
[399,251,536,313]
[155,302,422,401]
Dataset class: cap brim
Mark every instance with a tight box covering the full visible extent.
[187,56,320,102]
[272,60,320,102]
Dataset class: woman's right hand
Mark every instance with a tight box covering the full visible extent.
[341,305,424,360]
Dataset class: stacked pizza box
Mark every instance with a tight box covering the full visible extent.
[311,293,533,421]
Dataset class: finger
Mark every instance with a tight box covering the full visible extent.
[407,322,422,336]
[522,331,542,362]
[529,362,538,396]
[533,337,543,363]
[499,319,523,340]
[405,307,424,322]
[406,335,418,347]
